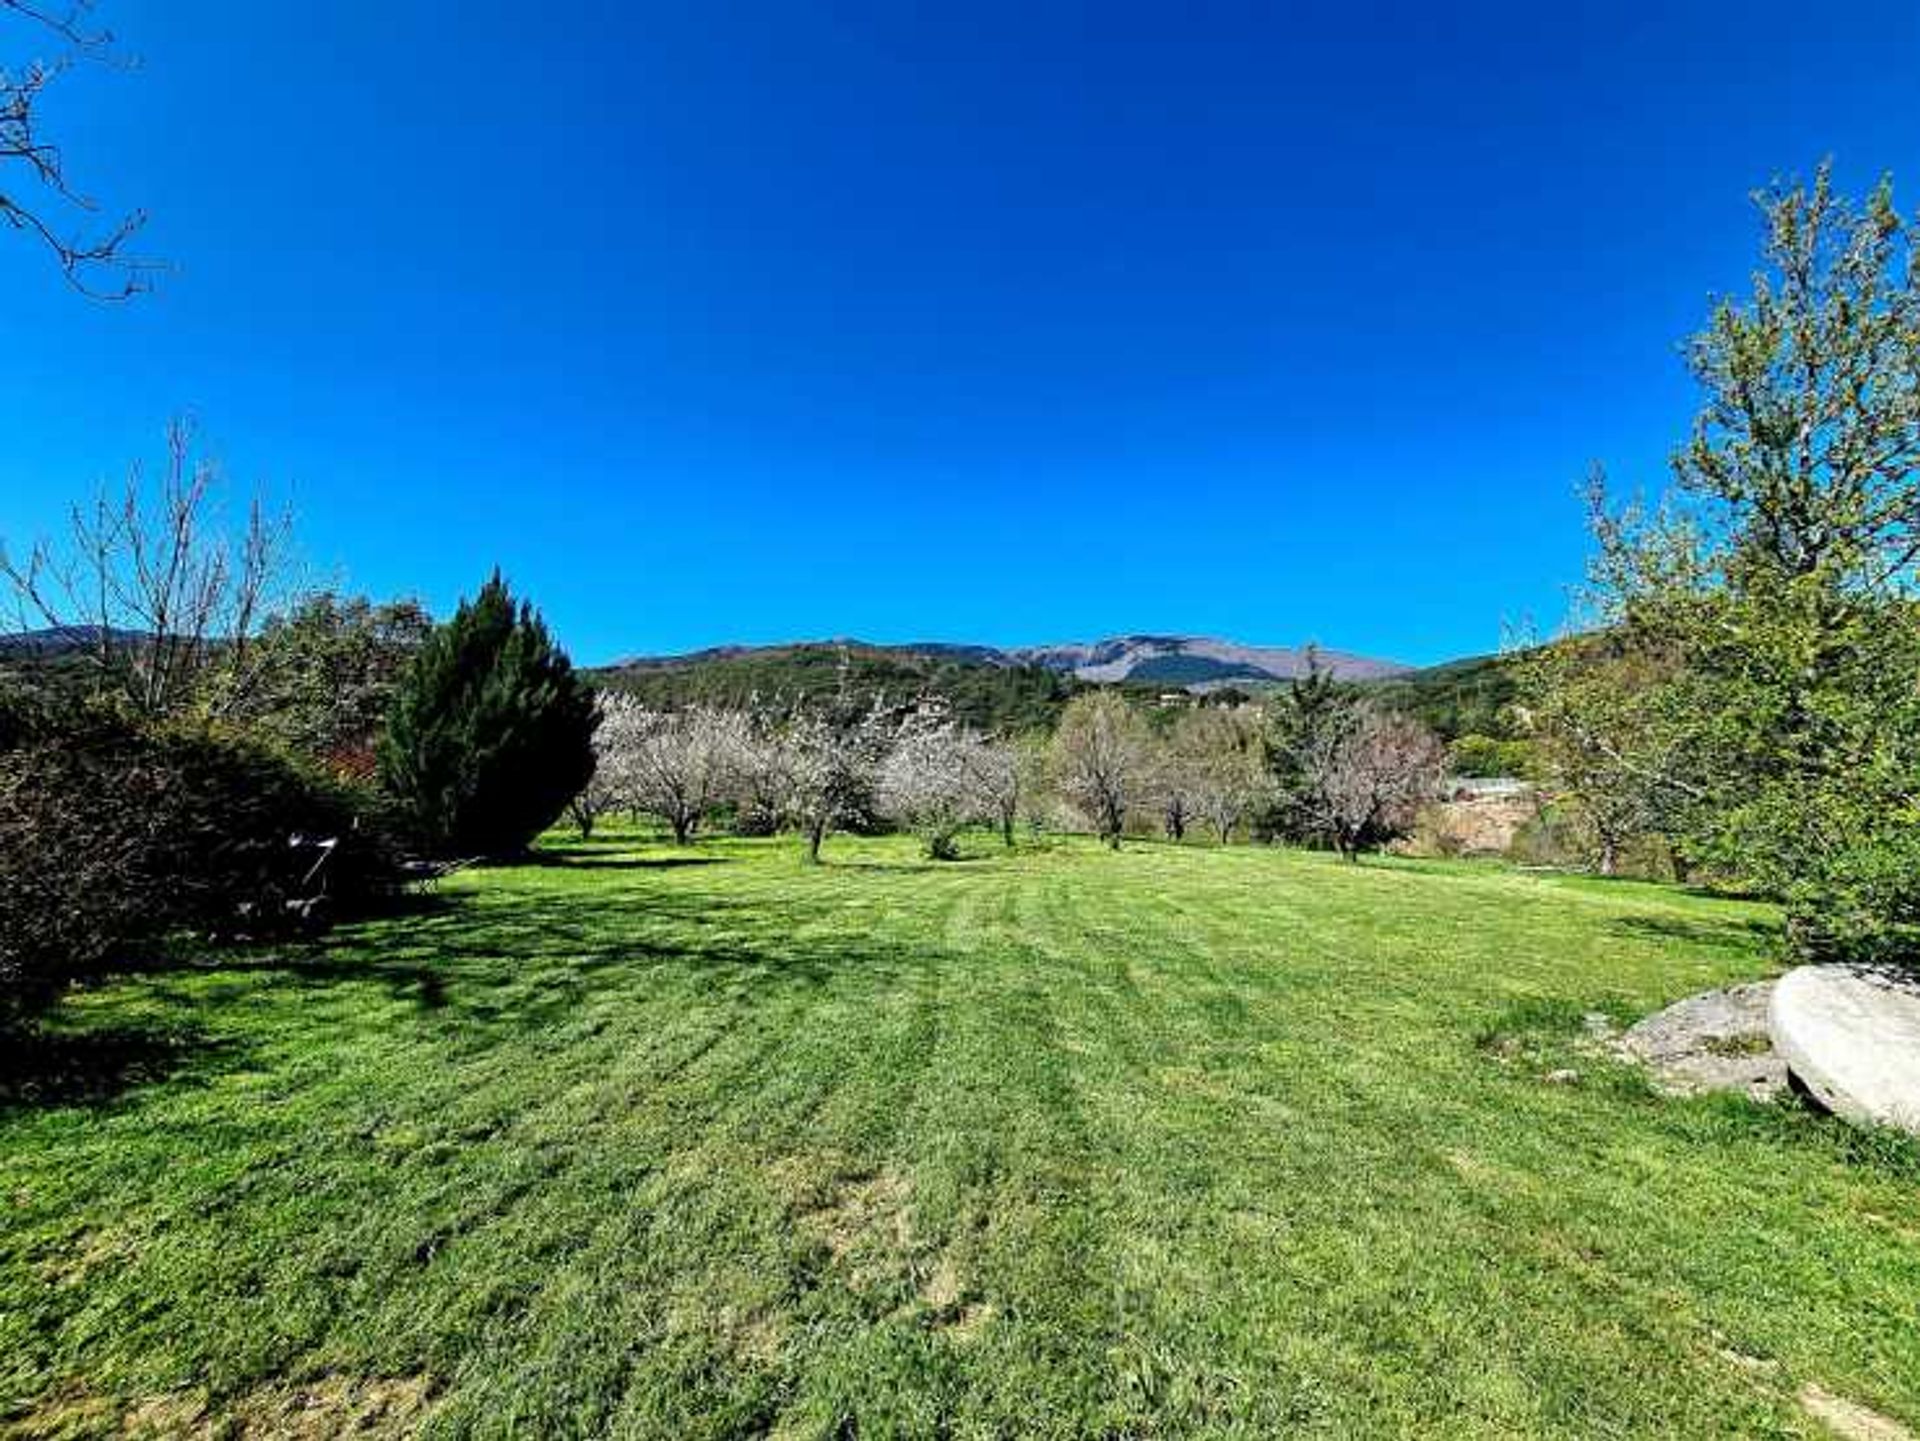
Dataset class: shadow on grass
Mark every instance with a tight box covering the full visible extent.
[208,951,452,1010]
[0,900,460,1110]
[346,881,947,1037]
[551,855,733,871]
[827,858,967,874]
[0,1020,230,1110]
[520,840,736,870]
[1609,912,1778,954]
[3,867,948,1110]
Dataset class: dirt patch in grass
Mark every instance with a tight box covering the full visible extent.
[6,1383,123,1438]
[909,1250,999,1342]
[788,1167,913,1261]
[730,1311,787,1366]
[33,1227,137,1291]
[1443,1148,1490,1182]
[1798,1382,1915,1441]
[234,1374,435,1438]
[945,1301,995,1340]
[666,1295,787,1367]
[121,1392,211,1437]
[776,1161,995,1338]
[918,1254,961,1310]
[12,1375,436,1440]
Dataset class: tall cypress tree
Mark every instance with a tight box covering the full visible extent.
[377,571,597,857]
[1260,646,1357,845]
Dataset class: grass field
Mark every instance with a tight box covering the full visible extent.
[4,829,1919,1438]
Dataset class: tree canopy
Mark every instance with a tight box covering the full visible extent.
[1531,166,1920,954]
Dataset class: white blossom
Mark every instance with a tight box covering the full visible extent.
[596,699,748,844]
[877,702,1000,859]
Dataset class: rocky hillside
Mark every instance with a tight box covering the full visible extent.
[611,634,1408,689]
[1002,635,1406,685]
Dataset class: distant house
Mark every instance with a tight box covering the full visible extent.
[1446,775,1531,800]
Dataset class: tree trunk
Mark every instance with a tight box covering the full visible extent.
[672,814,693,846]
[1668,843,1692,884]
[805,822,825,864]
[1001,811,1015,848]
[1598,837,1618,877]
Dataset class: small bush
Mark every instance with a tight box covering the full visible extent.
[1448,734,1531,778]
[1506,800,1593,870]
[0,695,399,1025]
[728,799,781,837]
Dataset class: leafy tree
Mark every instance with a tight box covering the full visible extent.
[1013,731,1056,839]
[377,572,597,858]
[206,591,433,770]
[1553,166,1920,954]
[1518,633,1690,876]
[1446,733,1532,780]
[1262,653,1445,857]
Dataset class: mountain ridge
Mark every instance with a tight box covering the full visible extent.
[605,634,1410,688]
[1,625,1416,691]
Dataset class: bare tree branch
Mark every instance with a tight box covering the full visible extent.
[0,419,300,716]
[1,0,158,298]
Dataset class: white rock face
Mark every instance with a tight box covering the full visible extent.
[1769,965,1920,1136]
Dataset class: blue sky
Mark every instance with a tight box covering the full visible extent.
[3,1,1917,666]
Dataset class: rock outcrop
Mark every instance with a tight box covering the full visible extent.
[1769,964,1920,1136]
[1614,981,1786,1100]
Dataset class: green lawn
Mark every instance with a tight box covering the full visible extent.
[4,830,1918,1438]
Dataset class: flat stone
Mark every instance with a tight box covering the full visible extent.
[1770,964,1920,1136]
[1615,981,1787,1100]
